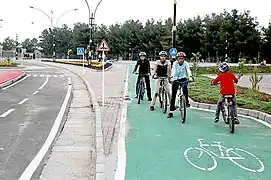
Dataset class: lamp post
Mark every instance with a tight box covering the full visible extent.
[84,0,104,60]
[172,0,177,48]
[29,6,78,61]
[0,19,3,28]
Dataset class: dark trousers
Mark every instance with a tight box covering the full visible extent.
[136,74,151,99]
[170,78,189,111]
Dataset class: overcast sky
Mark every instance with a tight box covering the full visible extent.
[0,0,270,42]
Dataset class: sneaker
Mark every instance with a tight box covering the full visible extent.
[135,96,138,98]
[214,117,219,123]
[150,106,154,111]
[234,118,240,124]
[167,112,173,118]
[148,98,152,101]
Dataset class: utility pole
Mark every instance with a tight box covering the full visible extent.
[172,0,177,48]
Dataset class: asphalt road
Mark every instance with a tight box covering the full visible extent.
[0,62,69,180]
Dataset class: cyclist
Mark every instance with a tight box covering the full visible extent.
[150,51,171,111]
[168,52,193,118]
[132,52,152,101]
[211,62,240,124]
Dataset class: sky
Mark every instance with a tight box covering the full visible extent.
[0,0,270,42]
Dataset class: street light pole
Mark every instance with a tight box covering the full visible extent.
[29,6,78,61]
[0,19,3,28]
[172,0,177,48]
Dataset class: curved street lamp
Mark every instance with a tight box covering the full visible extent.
[84,0,104,60]
[29,6,78,60]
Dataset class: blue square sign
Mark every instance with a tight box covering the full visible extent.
[77,47,84,55]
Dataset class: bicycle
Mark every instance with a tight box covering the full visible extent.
[220,95,235,133]
[134,72,148,104]
[184,138,264,173]
[153,76,169,113]
[173,78,194,123]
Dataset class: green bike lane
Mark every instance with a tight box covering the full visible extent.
[125,65,271,180]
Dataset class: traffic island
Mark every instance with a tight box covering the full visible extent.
[0,70,26,89]
[41,59,113,71]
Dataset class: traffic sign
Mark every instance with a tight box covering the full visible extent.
[97,39,110,52]
[77,47,84,55]
[169,48,177,56]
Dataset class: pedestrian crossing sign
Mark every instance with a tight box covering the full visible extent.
[97,39,110,52]
[77,47,84,55]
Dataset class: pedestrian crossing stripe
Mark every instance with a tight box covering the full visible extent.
[27,74,67,78]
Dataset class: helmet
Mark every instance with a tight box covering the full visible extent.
[177,52,186,58]
[139,52,146,57]
[219,62,229,72]
[159,51,167,56]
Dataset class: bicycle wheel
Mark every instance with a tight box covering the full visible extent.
[226,148,265,173]
[161,89,167,114]
[179,95,186,123]
[184,147,217,171]
[158,90,163,108]
[221,104,228,124]
[228,105,234,133]
[137,84,143,104]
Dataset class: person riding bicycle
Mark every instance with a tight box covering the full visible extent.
[133,52,152,101]
[150,51,171,111]
[168,52,193,118]
[211,62,240,124]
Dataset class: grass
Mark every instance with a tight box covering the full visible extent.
[188,76,271,114]
[0,60,18,67]
[191,65,271,75]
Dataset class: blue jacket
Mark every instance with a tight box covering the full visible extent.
[171,61,192,80]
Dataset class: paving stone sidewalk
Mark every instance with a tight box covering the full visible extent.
[39,70,96,180]
[42,62,127,179]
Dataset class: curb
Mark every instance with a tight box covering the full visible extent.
[43,63,106,179]
[0,71,26,89]
[41,59,113,71]
[189,98,271,124]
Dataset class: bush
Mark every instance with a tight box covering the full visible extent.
[0,60,18,67]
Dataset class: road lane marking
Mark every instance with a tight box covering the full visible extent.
[18,79,72,180]
[0,109,15,118]
[2,75,29,90]
[32,91,39,95]
[53,75,57,78]
[40,74,44,77]
[38,75,49,90]
[33,75,38,77]
[18,98,28,105]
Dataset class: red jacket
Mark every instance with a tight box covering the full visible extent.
[212,72,238,95]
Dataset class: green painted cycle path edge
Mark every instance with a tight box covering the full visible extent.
[125,65,271,180]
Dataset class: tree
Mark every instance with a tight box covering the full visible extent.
[2,37,16,51]
[22,38,38,52]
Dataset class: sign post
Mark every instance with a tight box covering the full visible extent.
[96,39,111,106]
[77,47,85,75]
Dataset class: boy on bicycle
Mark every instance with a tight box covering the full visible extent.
[150,51,171,111]
[168,52,193,118]
[133,52,152,101]
[211,62,240,124]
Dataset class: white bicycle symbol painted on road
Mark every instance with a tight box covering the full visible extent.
[184,139,264,173]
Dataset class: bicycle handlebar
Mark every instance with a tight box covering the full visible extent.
[133,72,150,76]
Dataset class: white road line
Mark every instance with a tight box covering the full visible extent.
[47,75,51,77]
[33,74,37,77]
[53,75,57,78]
[18,98,28,105]
[0,109,15,118]
[2,75,29,90]
[59,75,64,78]
[38,75,49,90]
[18,81,72,180]
[40,74,44,77]
[115,66,129,180]
[32,91,39,95]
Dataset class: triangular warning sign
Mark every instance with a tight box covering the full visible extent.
[97,39,110,52]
